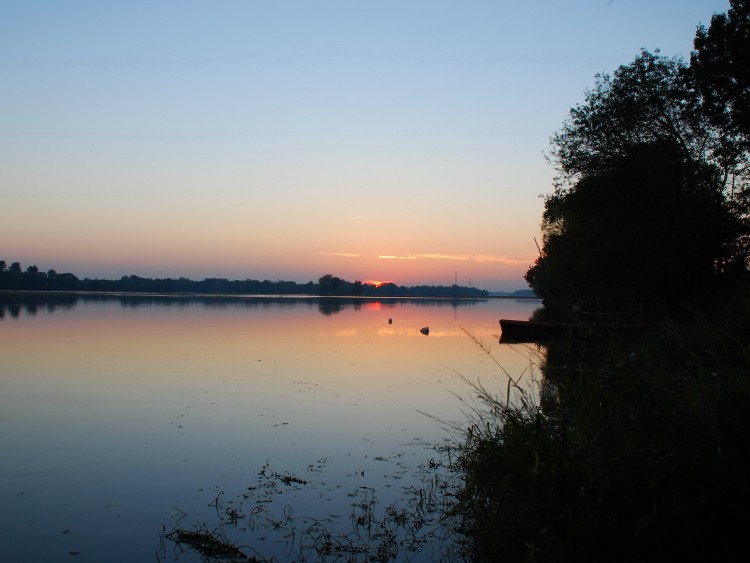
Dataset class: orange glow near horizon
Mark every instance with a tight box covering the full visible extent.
[1,193,539,291]
[364,280,391,288]
[2,0,721,299]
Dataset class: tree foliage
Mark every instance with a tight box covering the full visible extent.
[691,0,750,151]
[529,142,728,311]
[527,9,750,313]
[0,261,488,298]
[550,50,704,181]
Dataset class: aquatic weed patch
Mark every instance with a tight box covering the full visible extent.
[159,455,458,562]
[163,526,259,562]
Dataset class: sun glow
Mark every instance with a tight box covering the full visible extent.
[364,280,391,288]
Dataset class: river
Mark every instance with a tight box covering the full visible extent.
[0,294,541,562]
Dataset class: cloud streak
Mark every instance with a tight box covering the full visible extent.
[320,251,359,258]
[378,253,531,265]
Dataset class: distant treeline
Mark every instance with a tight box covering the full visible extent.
[0,260,488,298]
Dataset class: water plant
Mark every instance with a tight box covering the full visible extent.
[159,292,750,561]
[444,294,750,562]
[159,456,456,562]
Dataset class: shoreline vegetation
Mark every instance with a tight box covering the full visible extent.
[156,291,750,562]
[448,2,750,560]
[446,291,750,561]
[0,260,530,299]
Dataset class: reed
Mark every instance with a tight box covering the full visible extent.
[444,292,750,562]
[159,292,750,561]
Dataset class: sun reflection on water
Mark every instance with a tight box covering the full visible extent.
[0,295,542,561]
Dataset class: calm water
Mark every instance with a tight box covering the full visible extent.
[0,294,542,562]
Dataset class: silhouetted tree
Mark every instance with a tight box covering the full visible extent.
[529,38,749,313]
[551,50,705,181]
[352,280,364,295]
[691,0,750,267]
[691,0,750,149]
[4,262,24,289]
[22,265,47,290]
[56,272,80,290]
[0,259,488,297]
[318,274,342,295]
[526,142,727,310]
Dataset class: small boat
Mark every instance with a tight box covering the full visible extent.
[499,318,646,342]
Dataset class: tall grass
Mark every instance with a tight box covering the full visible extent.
[159,293,750,561]
[446,292,750,562]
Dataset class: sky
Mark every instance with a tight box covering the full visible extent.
[0,0,732,291]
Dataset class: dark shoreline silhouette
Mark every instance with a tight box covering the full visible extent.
[0,260,491,298]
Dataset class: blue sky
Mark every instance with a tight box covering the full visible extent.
[0,1,731,290]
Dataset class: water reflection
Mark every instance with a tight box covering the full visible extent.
[0,294,541,562]
[0,293,79,317]
[0,292,499,319]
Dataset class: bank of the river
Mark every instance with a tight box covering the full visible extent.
[446,290,750,561]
